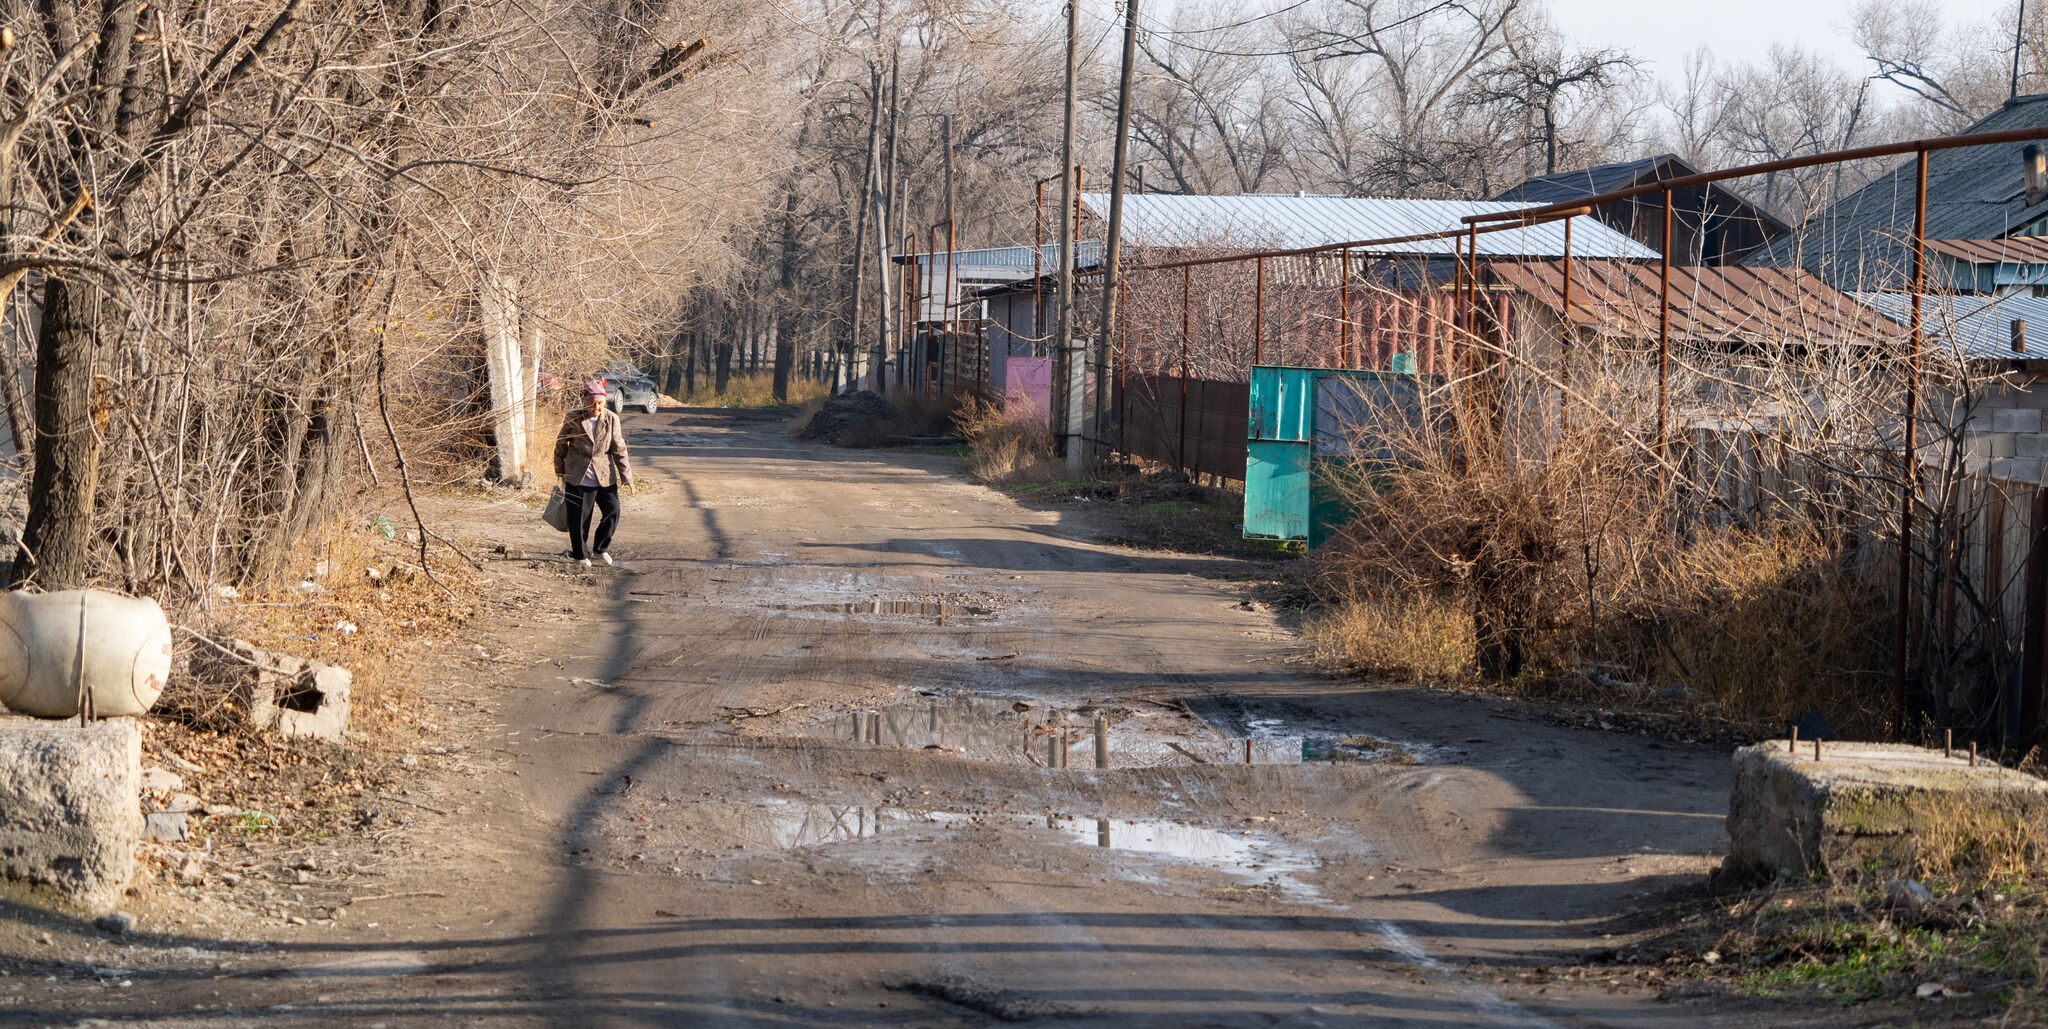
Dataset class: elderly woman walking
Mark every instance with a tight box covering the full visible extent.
[554,379,634,567]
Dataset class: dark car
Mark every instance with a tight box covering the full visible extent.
[602,373,659,414]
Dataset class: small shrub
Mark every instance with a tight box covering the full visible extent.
[956,395,1059,484]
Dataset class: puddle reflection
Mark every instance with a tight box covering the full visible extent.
[664,800,1322,900]
[767,598,995,618]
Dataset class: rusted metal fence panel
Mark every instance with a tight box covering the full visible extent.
[1116,373,1248,481]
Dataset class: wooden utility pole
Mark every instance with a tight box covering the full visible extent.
[880,51,903,393]
[2016,0,2030,101]
[848,67,881,395]
[1094,0,1142,464]
[942,114,957,339]
[1054,0,1082,469]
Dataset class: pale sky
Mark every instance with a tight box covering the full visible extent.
[1541,0,2017,88]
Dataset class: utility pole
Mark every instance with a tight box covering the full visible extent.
[942,114,957,342]
[876,50,902,394]
[1055,0,1082,469]
[883,53,904,394]
[1094,0,1141,464]
[848,66,882,395]
[2015,0,2030,101]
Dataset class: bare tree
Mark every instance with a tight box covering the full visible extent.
[1461,36,1640,175]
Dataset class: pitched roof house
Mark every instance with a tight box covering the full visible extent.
[1746,94,2048,290]
[1494,154,1789,266]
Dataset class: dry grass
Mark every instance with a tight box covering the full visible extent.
[955,395,1060,484]
[159,509,489,747]
[1307,594,1474,681]
[1909,784,2048,885]
[678,371,829,409]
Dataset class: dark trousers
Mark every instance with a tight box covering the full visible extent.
[564,484,619,559]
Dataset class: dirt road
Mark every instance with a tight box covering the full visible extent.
[2,409,1792,1027]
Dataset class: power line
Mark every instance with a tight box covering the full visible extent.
[1132,0,1467,61]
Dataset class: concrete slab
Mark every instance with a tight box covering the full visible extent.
[1726,740,2048,878]
[0,716,141,911]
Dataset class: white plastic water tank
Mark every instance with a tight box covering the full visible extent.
[0,589,173,718]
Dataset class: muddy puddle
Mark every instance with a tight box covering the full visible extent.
[812,692,1417,769]
[643,800,1322,900]
[769,598,995,619]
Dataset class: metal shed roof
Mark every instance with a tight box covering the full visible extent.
[1746,94,2048,288]
[1488,260,1896,344]
[892,242,1103,278]
[1852,291,2048,361]
[1078,193,1656,259]
[1494,154,1681,207]
[1924,237,2048,265]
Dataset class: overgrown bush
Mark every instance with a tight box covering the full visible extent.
[955,396,1060,484]
[1309,362,1901,736]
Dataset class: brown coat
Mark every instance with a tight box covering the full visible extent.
[554,407,633,487]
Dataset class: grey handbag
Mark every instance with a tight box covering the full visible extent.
[542,486,570,531]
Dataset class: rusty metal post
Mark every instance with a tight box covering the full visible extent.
[1467,224,1480,374]
[1180,265,1191,473]
[1560,215,1574,372]
[925,224,937,391]
[1658,188,1673,464]
[1254,257,1265,366]
[1034,180,1045,344]
[1451,232,1466,369]
[1340,247,1351,365]
[902,232,917,392]
[1896,148,1929,738]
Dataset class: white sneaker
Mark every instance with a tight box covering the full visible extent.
[578,558,592,568]
[600,552,614,566]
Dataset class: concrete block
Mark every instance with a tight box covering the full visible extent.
[0,716,140,911]
[189,639,352,743]
[1969,432,2019,459]
[1994,408,2044,433]
[1726,741,2048,879]
[2015,433,2048,458]
[1990,457,2044,483]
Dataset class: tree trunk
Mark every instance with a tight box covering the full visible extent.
[684,329,698,396]
[664,328,685,397]
[12,276,103,589]
[480,272,525,482]
[770,314,791,403]
[715,338,732,394]
[518,299,544,486]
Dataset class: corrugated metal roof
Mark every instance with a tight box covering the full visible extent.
[894,242,1103,278]
[1077,193,1657,259]
[1493,154,1682,206]
[1746,94,2048,287]
[1852,291,2048,361]
[1488,260,1897,344]
[1925,237,2048,264]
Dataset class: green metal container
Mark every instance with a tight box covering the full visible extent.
[1243,365,1435,548]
